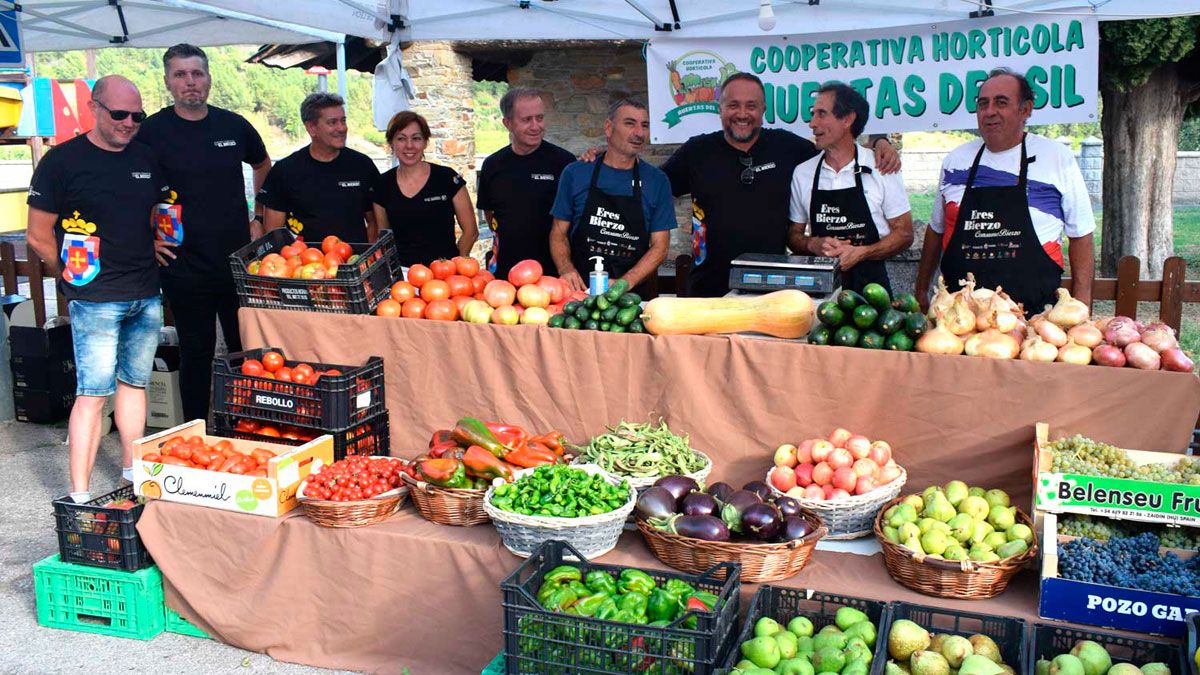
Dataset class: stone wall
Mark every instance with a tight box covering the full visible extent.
[400,41,478,192]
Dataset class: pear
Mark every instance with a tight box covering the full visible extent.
[899,522,922,542]
[984,532,1010,550]
[919,517,941,534]
[987,505,1017,531]
[959,654,1005,675]
[968,486,987,498]
[776,658,816,675]
[1069,640,1112,675]
[903,494,926,511]
[844,619,877,648]
[903,535,925,555]
[788,616,814,638]
[959,496,991,521]
[795,635,814,656]
[741,636,782,669]
[971,520,995,544]
[943,544,968,561]
[968,546,1000,562]
[945,480,970,506]
[1006,523,1034,544]
[921,529,951,556]
[1106,666,1143,675]
[886,662,912,675]
[1035,660,1052,675]
[888,619,932,661]
[845,644,873,669]
[813,646,846,673]
[844,662,870,675]
[984,489,1011,508]
[948,513,976,543]
[1049,654,1086,675]
[755,617,784,637]
[1139,663,1170,675]
[924,494,958,523]
[940,635,973,668]
[813,629,847,651]
[836,606,870,630]
[911,650,952,675]
[890,503,920,527]
[995,539,1029,559]
[968,634,1003,663]
[923,485,946,503]
[929,633,947,652]
[774,630,799,660]
[883,525,900,544]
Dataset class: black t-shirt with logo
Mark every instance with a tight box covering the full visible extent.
[372,163,465,267]
[476,141,575,277]
[661,129,817,297]
[136,105,268,282]
[257,146,378,243]
[27,134,168,303]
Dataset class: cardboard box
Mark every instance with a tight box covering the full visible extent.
[10,354,75,392]
[14,388,73,423]
[132,419,333,517]
[1033,423,1200,529]
[152,345,180,373]
[145,370,184,429]
[8,302,72,357]
[1038,512,1200,637]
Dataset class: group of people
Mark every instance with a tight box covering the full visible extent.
[26,41,1095,501]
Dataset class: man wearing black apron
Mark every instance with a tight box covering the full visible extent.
[550,99,676,296]
[788,84,913,295]
[916,68,1095,316]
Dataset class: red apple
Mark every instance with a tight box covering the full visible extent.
[827,447,853,471]
[811,461,834,486]
[516,282,551,309]
[794,462,814,488]
[796,439,815,464]
[829,488,852,500]
[785,486,807,500]
[822,484,836,500]
[878,464,903,485]
[803,485,825,500]
[847,434,871,460]
[852,458,879,478]
[773,443,798,468]
[832,467,858,492]
[810,440,834,463]
[828,428,852,448]
[868,440,893,467]
[769,466,797,493]
[855,476,878,495]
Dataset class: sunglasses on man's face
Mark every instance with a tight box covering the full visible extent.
[95,99,147,123]
[739,155,755,185]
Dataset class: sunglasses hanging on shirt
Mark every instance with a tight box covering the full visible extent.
[739,155,755,185]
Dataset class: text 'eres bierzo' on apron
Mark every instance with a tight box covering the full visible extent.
[940,134,1061,317]
[808,151,890,295]
[570,153,650,286]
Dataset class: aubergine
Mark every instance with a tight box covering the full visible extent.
[706,481,735,505]
[777,516,815,542]
[680,492,719,517]
[653,475,700,508]
[649,513,730,542]
[773,495,802,519]
[636,486,679,521]
[742,502,783,540]
[719,490,762,534]
[742,480,773,502]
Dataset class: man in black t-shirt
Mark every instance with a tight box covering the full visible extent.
[476,87,575,278]
[258,93,378,244]
[661,73,901,297]
[138,44,271,423]
[26,75,169,502]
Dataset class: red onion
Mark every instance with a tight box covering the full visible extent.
[1139,325,1179,353]
[1124,342,1161,370]
[1092,344,1126,367]
[1104,316,1141,348]
[1142,322,1177,338]
[1160,348,1195,373]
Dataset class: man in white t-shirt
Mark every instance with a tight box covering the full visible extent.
[915,67,1095,316]
[788,83,912,294]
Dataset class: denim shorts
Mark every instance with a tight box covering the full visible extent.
[69,296,163,396]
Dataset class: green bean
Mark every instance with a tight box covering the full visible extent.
[572,419,707,479]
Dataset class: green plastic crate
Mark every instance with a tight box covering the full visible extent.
[33,554,164,640]
[481,652,504,674]
[164,606,211,640]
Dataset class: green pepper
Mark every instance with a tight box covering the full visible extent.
[585,570,617,595]
[681,590,719,629]
[573,592,609,617]
[618,568,656,595]
[567,580,591,599]
[542,586,578,612]
[594,596,619,621]
[619,591,648,618]
[647,588,678,623]
[665,579,695,598]
[610,609,637,624]
[542,565,581,585]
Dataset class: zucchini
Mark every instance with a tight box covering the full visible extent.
[599,321,612,331]
[609,324,627,333]
[596,295,611,311]
[904,312,928,338]
[629,319,646,334]
[564,316,582,330]
[862,283,891,311]
[585,320,600,331]
[600,305,620,322]
[816,301,845,327]
[836,290,866,312]
[877,308,905,335]
[892,293,920,314]
[885,331,914,351]
[574,306,591,323]
[584,295,597,310]
[859,330,885,349]
[615,306,640,326]
[548,314,566,328]
[604,279,630,302]
[833,325,860,347]
[563,301,581,315]
[617,293,642,308]
[851,305,879,330]
[808,324,832,345]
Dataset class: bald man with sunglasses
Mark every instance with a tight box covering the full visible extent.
[26,75,171,503]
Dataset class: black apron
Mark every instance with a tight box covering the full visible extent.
[940,135,1062,317]
[569,154,650,288]
[808,151,891,295]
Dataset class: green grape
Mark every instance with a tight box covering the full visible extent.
[1048,435,1196,485]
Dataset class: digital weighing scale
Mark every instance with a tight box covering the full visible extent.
[727,253,841,299]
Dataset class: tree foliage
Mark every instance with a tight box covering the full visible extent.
[1100,17,1200,118]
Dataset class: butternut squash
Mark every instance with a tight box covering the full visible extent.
[641,290,814,338]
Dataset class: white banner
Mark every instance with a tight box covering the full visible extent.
[647,13,1098,143]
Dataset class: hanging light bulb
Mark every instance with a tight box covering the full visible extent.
[758,0,777,31]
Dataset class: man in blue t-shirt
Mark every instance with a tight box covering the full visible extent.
[550,99,675,293]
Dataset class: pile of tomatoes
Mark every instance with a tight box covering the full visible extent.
[227,417,387,457]
[301,455,417,502]
[246,235,367,280]
[239,350,341,386]
[142,435,278,477]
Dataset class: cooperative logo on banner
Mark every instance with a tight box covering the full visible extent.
[663,51,738,128]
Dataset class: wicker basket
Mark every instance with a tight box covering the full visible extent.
[401,472,489,526]
[483,464,636,559]
[298,486,407,528]
[873,495,1039,599]
[573,449,713,492]
[636,510,827,583]
[767,465,907,540]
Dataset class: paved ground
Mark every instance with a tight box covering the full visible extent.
[0,419,356,675]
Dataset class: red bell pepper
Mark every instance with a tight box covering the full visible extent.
[429,429,458,452]
[452,417,514,459]
[530,431,566,457]
[485,422,528,451]
[504,442,560,468]
[462,445,513,481]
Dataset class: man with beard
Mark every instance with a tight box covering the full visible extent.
[661,73,901,296]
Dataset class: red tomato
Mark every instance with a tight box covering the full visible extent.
[453,256,480,277]
[445,274,473,297]
[334,242,352,261]
[471,275,488,294]
[323,253,344,267]
[536,275,566,304]
[324,368,342,376]
[451,295,474,315]
[507,260,543,287]
[258,425,281,438]
[276,367,294,382]
[390,281,417,303]
[261,351,285,373]
[241,359,264,377]
[300,248,324,265]
[401,298,427,318]
[278,245,299,259]
[293,237,308,251]
[234,419,260,432]
[407,264,433,288]
[293,363,315,383]
[474,270,495,285]
[375,299,402,318]
[423,298,458,321]
[420,279,451,301]
[322,235,341,254]
[430,259,456,280]
[483,279,517,308]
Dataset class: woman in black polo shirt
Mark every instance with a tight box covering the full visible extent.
[372,111,478,267]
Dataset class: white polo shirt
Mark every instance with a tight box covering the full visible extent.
[788,145,911,238]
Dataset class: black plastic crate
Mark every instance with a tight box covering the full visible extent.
[212,410,390,461]
[886,602,1028,674]
[52,485,152,572]
[211,347,385,429]
[501,539,741,675]
[229,228,400,314]
[1030,622,1184,675]
[722,587,891,674]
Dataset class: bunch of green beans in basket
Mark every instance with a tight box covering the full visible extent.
[573,420,707,479]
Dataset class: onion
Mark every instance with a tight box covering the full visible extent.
[1032,317,1068,348]
[1124,342,1161,370]
[1047,288,1090,328]
[1067,323,1103,349]
[1020,336,1059,362]
[1140,325,1179,353]
[974,329,1020,359]
[1094,316,1114,332]
[1104,316,1141,348]
[1056,338,1093,365]
[1161,348,1195,373]
[997,289,1022,313]
[944,292,977,336]
[917,311,965,355]
[963,332,983,356]
[928,276,954,320]
[1092,344,1126,368]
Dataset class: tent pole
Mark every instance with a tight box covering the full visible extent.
[336,40,347,102]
